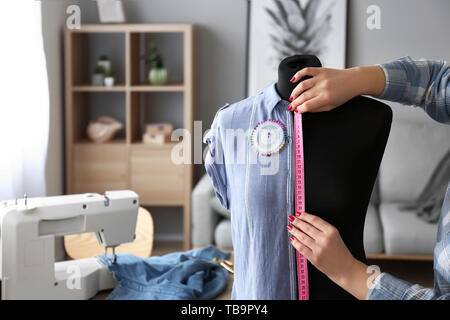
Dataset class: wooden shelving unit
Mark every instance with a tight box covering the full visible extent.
[65,24,194,250]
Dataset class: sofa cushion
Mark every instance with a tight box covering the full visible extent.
[210,196,231,219]
[379,203,438,255]
[192,174,219,247]
[363,205,384,254]
[214,219,233,249]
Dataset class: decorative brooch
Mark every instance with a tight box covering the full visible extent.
[250,119,288,156]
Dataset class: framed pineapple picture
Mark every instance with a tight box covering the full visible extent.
[247,0,347,95]
[96,0,126,23]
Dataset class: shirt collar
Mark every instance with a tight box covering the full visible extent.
[262,83,289,111]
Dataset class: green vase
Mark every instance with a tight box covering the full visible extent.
[149,68,169,85]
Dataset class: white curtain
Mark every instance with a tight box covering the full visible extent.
[0,1,49,201]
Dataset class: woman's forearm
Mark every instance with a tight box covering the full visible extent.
[289,65,387,114]
[350,65,386,97]
[331,258,373,300]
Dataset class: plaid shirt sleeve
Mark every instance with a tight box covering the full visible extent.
[367,183,450,300]
[376,56,450,124]
[367,273,450,300]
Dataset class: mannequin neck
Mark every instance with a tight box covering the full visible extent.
[275,55,322,101]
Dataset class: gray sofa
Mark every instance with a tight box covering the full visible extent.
[193,103,450,254]
[374,104,450,255]
[192,174,233,249]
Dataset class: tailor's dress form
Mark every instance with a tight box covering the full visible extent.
[204,83,392,299]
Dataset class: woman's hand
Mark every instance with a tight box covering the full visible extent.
[287,66,386,114]
[287,211,374,300]
[287,211,355,281]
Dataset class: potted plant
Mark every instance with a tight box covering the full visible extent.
[104,71,115,87]
[92,65,106,86]
[145,40,169,85]
[97,55,111,73]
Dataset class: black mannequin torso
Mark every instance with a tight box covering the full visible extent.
[276,55,392,300]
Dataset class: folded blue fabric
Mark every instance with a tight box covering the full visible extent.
[96,245,230,300]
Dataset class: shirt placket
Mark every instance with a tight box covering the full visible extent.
[286,108,298,300]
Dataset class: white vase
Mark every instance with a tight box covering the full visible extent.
[104,77,115,87]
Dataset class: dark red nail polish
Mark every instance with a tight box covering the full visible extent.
[287,105,292,111]
[289,96,293,102]
[290,76,295,83]
[287,225,293,231]
[295,211,302,217]
[290,236,295,242]
[288,216,295,222]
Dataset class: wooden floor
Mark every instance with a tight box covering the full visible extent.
[153,241,435,299]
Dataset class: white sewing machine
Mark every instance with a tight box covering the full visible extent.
[0,190,139,300]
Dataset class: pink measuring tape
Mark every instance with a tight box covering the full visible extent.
[293,113,309,300]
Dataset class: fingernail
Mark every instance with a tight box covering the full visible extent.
[287,104,292,111]
[287,225,293,231]
[295,211,302,217]
[294,109,298,114]
[288,216,295,222]
[289,96,293,102]
[290,76,295,83]
[290,236,295,242]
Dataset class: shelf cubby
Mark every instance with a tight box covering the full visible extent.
[129,32,184,87]
[70,92,126,144]
[70,32,126,87]
[128,91,184,145]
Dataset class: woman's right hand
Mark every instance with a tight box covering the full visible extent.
[288,66,386,114]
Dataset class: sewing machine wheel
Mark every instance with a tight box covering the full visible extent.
[64,207,154,259]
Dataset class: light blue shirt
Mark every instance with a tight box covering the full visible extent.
[204,83,298,299]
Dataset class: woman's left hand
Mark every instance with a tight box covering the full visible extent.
[287,211,356,284]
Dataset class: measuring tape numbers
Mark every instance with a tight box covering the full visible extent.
[293,112,309,300]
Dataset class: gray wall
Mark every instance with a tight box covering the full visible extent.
[42,0,450,242]
[348,0,450,64]
[347,0,450,123]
